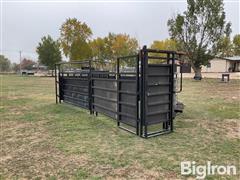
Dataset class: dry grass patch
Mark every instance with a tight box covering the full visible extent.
[0,120,91,179]
[1,75,239,179]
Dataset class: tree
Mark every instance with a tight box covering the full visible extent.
[168,0,231,79]
[233,34,240,55]
[0,55,11,72]
[11,63,19,72]
[149,39,178,63]
[90,37,109,60]
[36,35,62,71]
[90,37,109,68]
[150,39,177,50]
[90,33,139,67]
[70,38,92,60]
[107,33,139,67]
[20,58,36,70]
[214,36,233,57]
[108,33,139,58]
[59,18,92,61]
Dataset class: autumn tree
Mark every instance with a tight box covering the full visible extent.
[149,39,178,63]
[90,37,109,69]
[36,35,62,71]
[90,33,139,67]
[150,39,177,50]
[108,33,139,58]
[90,37,109,60]
[59,18,92,61]
[168,0,231,79]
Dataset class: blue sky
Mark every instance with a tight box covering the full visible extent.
[1,0,239,63]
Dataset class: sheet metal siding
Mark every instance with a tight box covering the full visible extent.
[118,76,138,127]
[92,77,117,119]
[145,65,171,125]
[61,74,90,109]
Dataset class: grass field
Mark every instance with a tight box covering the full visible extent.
[0,75,239,179]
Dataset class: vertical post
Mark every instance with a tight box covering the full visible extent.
[136,55,140,135]
[140,50,143,137]
[170,53,175,132]
[89,60,93,114]
[117,57,120,126]
[55,64,58,104]
[58,64,62,104]
[164,53,171,130]
[141,45,148,138]
[179,54,183,92]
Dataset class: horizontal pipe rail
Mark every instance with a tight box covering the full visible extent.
[92,94,117,103]
[146,48,176,54]
[92,78,117,81]
[62,89,88,96]
[148,56,168,60]
[63,84,88,89]
[148,101,170,106]
[62,77,88,81]
[118,125,137,134]
[147,92,170,97]
[93,103,117,114]
[92,86,117,92]
[147,110,170,116]
[118,101,136,107]
[119,90,136,95]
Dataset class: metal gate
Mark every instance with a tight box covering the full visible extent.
[117,55,139,135]
[55,46,183,138]
[140,47,176,137]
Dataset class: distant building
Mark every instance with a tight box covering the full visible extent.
[182,56,240,73]
[32,64,48,71]
[202,56,240,72]
[20,64,49,76]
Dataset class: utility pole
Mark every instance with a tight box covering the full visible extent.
[19,50,22,75]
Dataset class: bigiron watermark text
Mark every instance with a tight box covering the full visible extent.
[180,161,237,179]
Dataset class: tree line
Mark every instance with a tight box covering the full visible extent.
[36,0,239,79]
[36,18,140,72]
[1,0,239,79]
[0,55,39,72]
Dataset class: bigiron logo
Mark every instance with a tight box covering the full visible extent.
[180,161,237,179]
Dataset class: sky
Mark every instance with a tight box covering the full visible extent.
[0,0,239,63]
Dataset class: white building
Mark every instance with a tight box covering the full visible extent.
[201,56,240,72]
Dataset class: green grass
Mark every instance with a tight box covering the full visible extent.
[0,75,239,179]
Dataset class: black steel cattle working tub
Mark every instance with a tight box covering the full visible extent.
[55,46,184,138]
